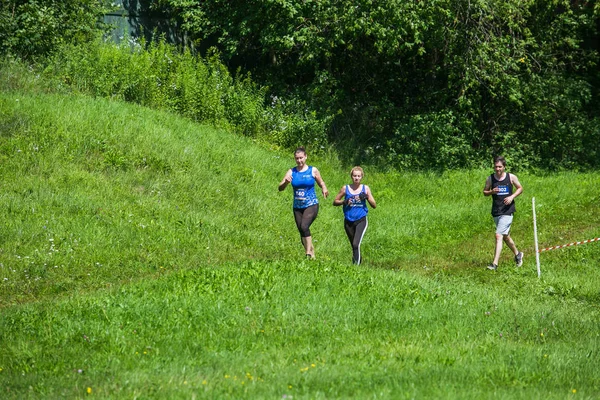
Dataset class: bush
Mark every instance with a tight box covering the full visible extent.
[0,0,112,59]
[41,39,244,129]
[263,96,331,151]
[26,38,331,150]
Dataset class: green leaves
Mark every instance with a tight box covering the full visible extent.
[0,0,113,59]
[5,0,600,169]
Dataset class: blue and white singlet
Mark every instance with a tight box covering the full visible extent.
[343,184,368,222]
[292,166,319,209]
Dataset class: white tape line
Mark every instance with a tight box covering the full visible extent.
[538,237,600,253]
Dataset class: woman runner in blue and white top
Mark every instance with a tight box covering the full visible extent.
[333,166,377,265]
[278,147,329,259]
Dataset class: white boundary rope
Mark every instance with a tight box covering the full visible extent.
[532,196,599,279]
[538,237,600,253]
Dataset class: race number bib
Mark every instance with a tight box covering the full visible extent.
[496,185,509,196]
[294,189,306,200]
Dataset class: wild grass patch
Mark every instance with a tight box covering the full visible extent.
[0,92,599,398]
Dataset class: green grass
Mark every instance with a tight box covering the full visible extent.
[1,91,599,399]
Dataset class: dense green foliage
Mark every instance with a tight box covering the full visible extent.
[0,0,112,59]
[47,39,267,137]
[1,91,600,398]
[1,39,330,148]
[155,0,600,170]
[3,1,600,170]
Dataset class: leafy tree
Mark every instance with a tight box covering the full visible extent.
[153,0,599,169]
[0,0,113,59]
[4,0,597,169]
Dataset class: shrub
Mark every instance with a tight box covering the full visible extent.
[0,0,113,59]
[33,38,332,151]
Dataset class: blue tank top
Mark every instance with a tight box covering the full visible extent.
[343,185,368,222]
[291,166,319,209]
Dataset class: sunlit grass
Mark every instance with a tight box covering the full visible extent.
[0,92,599,398]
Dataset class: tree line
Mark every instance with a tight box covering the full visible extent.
[2,0,599,170]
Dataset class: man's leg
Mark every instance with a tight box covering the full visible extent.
[504,234,524,266]
[503,234,519,256]
[492,233,503,266]
[491,215,517,268]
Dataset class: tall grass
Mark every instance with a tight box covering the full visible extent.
[0,38,330,150]
[0,91,296,304]
[0,92,599,398]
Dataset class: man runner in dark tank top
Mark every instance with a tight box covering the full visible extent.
[483,156,524,271]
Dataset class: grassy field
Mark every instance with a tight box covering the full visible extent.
[1,91,599,399]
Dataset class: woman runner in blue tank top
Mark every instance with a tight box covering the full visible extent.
[278,147,329,259]
[333,166,377,265]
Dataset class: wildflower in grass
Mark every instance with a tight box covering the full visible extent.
[572,389,577,393]
[541,332,544,337]
[202,380,207,385]
[87,387,92,394]
[225,374,230,379]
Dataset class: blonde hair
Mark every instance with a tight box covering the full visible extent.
[350,166,364,178]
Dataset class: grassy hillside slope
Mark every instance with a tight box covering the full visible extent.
[1,92,599,399]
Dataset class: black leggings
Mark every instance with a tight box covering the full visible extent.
[344,216,368,264]
[293,204,319,238]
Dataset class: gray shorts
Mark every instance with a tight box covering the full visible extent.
[493,214,513,235]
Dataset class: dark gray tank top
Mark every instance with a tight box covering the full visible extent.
[491,173,516,217]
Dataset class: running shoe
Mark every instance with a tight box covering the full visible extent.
[487,263,498,271]
[515,251,523,267]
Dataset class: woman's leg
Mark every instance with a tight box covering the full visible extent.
[344,218,356,262]
[302,236,314,258]
[294,205,319,257]
[353,217,368,264]
[346,217,368,264]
